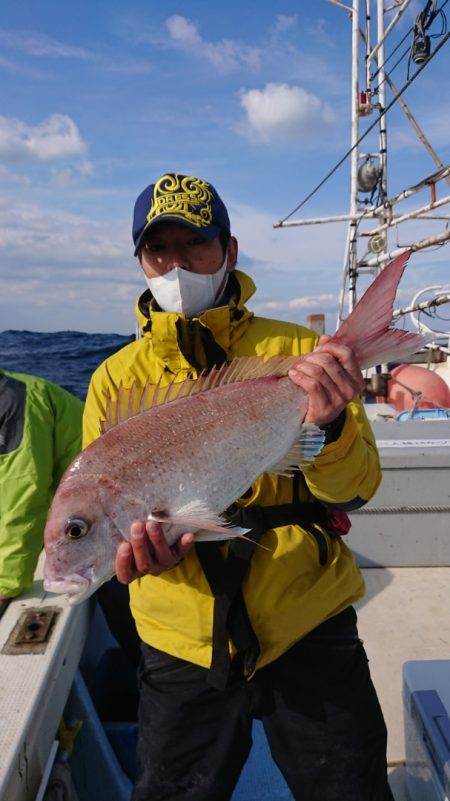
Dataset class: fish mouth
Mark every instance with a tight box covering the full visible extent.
[44,566,95,606]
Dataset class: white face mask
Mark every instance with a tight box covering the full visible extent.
[145,258,229,317]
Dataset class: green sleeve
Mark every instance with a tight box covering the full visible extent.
[0,375,83,598]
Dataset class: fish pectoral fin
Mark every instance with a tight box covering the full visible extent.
[194,525,251,541]
[194,526,270,550]
[269,424,325,475]
[149,502,234,535]
[150,502,272,547]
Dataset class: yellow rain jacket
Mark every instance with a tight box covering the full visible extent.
[83,270,381,671]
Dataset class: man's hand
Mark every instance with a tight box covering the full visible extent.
[115,520,195,584]
[288,335,365,427]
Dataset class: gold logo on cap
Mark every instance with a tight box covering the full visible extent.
[146,174,213,229]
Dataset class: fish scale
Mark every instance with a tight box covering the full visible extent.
[86,376,306,524]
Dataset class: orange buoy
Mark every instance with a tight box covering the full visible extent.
[387,364,450,412]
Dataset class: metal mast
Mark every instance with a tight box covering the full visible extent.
[341,0,403,318]
[337,0,450,326]
[275,0,450,339]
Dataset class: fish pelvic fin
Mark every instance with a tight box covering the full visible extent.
[101,354,302,431]
[149,502,246,536]
[148,503,266,545]
[332,251,432,369]
[269,424,325,475]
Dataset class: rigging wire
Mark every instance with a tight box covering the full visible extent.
[370,26,412,83]
[277,13,450,226]
[372,41,412,95]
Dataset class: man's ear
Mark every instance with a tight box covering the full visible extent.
[226,236,238,271]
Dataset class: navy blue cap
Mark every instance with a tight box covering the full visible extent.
[132,173,231,255]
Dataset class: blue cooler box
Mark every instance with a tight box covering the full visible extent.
[403,661,450,801]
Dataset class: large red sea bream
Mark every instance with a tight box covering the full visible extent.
[43,252,427,604]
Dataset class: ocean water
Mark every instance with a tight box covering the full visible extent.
[0,330,135,401]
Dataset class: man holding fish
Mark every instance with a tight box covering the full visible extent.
[45,173,424,799]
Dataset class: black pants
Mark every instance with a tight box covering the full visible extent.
[97,576,142,668]
[132,607,394,801]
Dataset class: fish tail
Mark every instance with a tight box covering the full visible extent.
[332,251,431,369]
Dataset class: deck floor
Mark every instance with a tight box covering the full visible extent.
[357,566,450,800]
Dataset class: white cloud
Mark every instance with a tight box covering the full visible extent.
[78,160,95,177]
[0,201,123,260]
[252,294,340,328]
[0,28,92,59]
[275,294,337,310]
[390,104,450,155]
[165,15,261,72]
[49,160,95,187]
[166,16,199,47]
[273,14,297,34]
[0,164,31,186]
[0,199,143,332]
[0,114,87,163]
[0,53,50,79]
[238,82,336,143]
[307,18,334,47]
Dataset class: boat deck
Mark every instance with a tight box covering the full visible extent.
[358,566,450,800]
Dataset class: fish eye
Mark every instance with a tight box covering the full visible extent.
[64,517,90,540]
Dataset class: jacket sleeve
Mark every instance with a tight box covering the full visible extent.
[301,396,381,510]
[0,379,83,598]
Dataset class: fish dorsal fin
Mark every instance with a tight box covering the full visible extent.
[101,354,299,433]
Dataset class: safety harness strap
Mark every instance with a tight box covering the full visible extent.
[196,524,264,690]
[196,484,329,690]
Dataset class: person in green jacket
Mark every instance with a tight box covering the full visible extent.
[0,369,83,601]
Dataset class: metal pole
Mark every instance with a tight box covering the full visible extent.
[275,214,358,227]
[362,229,450,266]
[365,0,372,92]
[337,234,352,328]
[348,0,361,312]
[365,193,450,234]
[375,0,388,255]
[276,166,450,228]
[326,0,353,10]
[367,0,414,62]
[393,294,450,319]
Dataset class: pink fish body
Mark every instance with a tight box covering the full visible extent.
[43,252,427,604]
[43,363,317,604]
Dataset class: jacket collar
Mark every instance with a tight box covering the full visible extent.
[134,270,256,371]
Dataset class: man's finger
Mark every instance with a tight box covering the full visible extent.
[116,540,138,584]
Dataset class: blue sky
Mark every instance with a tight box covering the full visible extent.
[0,0,449,334]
